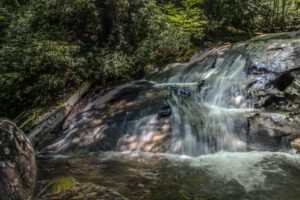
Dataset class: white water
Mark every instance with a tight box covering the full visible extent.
[162,52,254,156]
[88,150,300,192]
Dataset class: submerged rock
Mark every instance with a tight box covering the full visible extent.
[0,118,36,200]
[38,177,128,200]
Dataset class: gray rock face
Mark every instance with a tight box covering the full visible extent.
[242,32,300,150]
[244,32,300,110]
[43,82,173,154]
[0,118,36,200]
[28,83,91,150]
[248,111,300,151]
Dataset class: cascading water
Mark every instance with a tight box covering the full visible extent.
[152,51,254,156]
[37,32,300,200]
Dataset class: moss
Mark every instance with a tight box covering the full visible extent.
[174,48,197,63]
[38,178,129,200]
[50,177,77,194]
[14,108,44,130]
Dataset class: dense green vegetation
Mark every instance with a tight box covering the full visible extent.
[0,0,299,117]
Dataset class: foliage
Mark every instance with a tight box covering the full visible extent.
[0,0,299,117]
[162,0,207,41]
[0,0,191,117]
[0,40,86,116]
[203,0,300,32]
[29,0,101,45]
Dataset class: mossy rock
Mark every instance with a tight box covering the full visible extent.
[14,108,45,131]
[37,177,128,200]
[51,177,77,194]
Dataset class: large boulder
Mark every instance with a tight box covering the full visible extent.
[0,118,36,200]
[242,32,300,150]
[43,81,173,154]
[244,32,300,111]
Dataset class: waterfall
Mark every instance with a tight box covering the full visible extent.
[43,32,299,157]
[164,52,253,156]
[43,45,259,157]
[38,32,300,199]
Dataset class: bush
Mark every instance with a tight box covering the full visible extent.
[0,40,86,116]
[203,0,300,32]
[0,0,192,117]
[1,0,298,118]
[30,0,102,45]
[162,0,207,41]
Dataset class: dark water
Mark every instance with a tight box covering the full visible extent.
[37,151,300,200]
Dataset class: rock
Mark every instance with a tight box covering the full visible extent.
[0,118,36,200]
[38,177,128,200]
[43,81,173,154]
[248,111,300,151]
[189,44,231,64]
[197,80,207,90]
[158,105,172,118]
[291,138,300,151]
[18,82,92,150]
[50,177,77,194]
[244,32,300,111]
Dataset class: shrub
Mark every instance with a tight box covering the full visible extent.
[0,0,193,117]
[0,40,86,116]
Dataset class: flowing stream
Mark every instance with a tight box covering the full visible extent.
[37,33,300,200]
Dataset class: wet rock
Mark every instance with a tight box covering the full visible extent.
[197,80,207,90]
[117,117,172,153]
[158,105,172,118]
[244,33,300,111]
[0,118,36,200]
[248,111,300,151]
[259,70,300,110]
[272,72,295,91]
[38,177,128,200]
[291,138,300,151]
[43,82,172,154]
[34,83,91,148]
[189,44,231,64]
[176,88,193,96]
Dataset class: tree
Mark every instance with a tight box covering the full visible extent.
[163,0,207,41]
